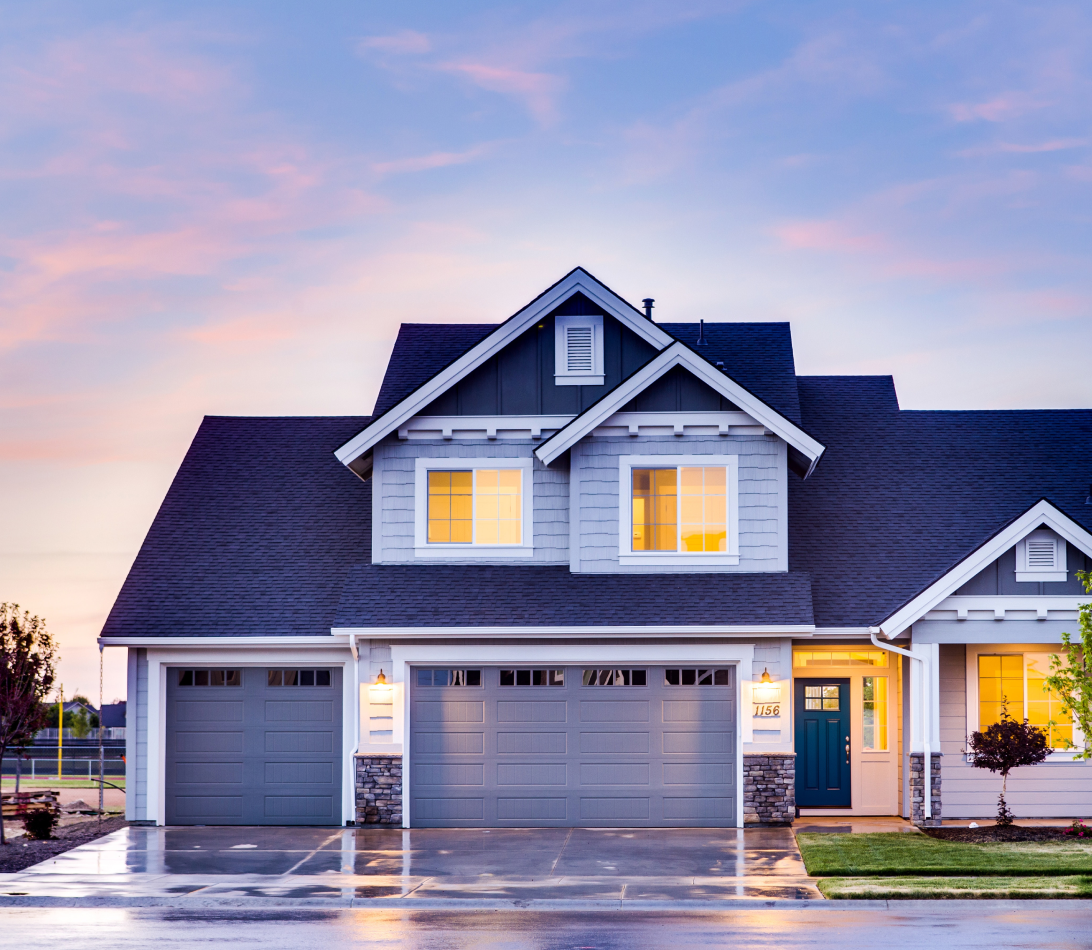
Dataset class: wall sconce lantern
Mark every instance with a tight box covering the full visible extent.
[374,669,388,685]
[752,668,782,713]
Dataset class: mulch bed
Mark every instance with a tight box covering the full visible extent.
[924,826,1081,843]
[0,816,128,874]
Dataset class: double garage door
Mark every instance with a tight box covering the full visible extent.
[410,665,737,827]
[165,666,342,825]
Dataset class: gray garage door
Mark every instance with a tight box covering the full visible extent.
[409,665,736,827]
[165,666,342,825]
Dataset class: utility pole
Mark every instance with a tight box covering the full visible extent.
[57,684,63,782]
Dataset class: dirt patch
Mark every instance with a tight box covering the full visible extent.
[0,816,128,874]
[924,826,1074,843]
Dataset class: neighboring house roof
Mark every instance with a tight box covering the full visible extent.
[100,702,126,729]
[790,376,1092,628]
[101,415,372,639]
[333,565,814,629]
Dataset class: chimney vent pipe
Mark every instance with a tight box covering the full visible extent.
[642,298,655,320]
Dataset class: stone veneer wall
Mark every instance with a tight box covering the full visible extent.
[909,752,942,827]
[355,754,402,825]
[743,752,795,824]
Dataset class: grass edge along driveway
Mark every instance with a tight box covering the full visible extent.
[796,832,1092,899]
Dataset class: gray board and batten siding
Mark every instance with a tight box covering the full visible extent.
[955,543,1092,596]
[938,644,1092,818]
[409,665,738,828]
[164,666,343,825]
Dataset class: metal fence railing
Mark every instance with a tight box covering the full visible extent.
[1,758,126,780]
[34,728,126,741]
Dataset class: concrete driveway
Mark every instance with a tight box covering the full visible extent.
[0,825,819,906]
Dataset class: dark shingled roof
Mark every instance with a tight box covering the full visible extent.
[660,322,802,424]
[790,376,1092,627]
[334,565,814,627]
[372,323,496,417]
[101,416,372,638]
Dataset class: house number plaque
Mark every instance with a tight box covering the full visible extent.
[753,703,780,717]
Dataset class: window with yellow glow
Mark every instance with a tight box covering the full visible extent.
[978,654,1023,728]
[427,469,521,545]
[632,466,727,553]
[862,676,887,750]
[1026,654,1073,748]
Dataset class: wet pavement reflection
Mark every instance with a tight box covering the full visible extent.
[0,826,821,904]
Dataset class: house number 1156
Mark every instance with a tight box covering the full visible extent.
[753,703,780,717]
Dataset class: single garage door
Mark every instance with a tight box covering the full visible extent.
[409,665,736,827]
[165,665,342,825]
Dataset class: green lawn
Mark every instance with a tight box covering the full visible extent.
[796,832,1092,877]
[819,875,1092,899]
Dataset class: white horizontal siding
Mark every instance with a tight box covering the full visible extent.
[572,434,782,573]
[939,642,1092,817]
[374,438,568,565]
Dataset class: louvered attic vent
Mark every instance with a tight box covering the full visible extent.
[1026,538,1057,569]
[566,326,594,373]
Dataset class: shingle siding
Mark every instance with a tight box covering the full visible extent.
[373,438,569,565]
[572,434,782,573]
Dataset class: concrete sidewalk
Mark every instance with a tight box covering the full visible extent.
[0,825,821,907]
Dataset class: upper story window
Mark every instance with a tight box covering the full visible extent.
[1015,529,1067,582]
[414,458,533,558]
[618,455,739,566]
[555,314,604,386]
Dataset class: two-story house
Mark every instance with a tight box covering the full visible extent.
[102,268,1092,828]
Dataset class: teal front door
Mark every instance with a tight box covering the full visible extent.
[794,678,851,807]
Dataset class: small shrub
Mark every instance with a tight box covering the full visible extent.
[22,810,56,840]
[966,703,1051,826]
[1065,819,1090,838]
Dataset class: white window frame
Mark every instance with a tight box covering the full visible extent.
[617,454,739,566]
[554,313,604,386]
[1015,529,1067,583]
[964,643,1084,757]
[413,457,534,558]
[860,674,891,754]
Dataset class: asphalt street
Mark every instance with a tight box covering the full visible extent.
[2,905,1091,949]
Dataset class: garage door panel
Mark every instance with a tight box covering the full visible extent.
[175,701,243,722]
[580,701,648,722]
[497,701,566,722]
[175,762,244,785]
[498,798,566,820]
[265,731,333,753]
[497,732,566,754]
[166,667,342,825]
[497,763,566,786]
[411,666,737,828]
[579,731,649,754]
[416,763,485,786]
[176,731,243,753]
[415,731,484,754]
[663,762,735,786]
[663,731,735,754]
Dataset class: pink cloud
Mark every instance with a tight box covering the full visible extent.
[439,62,564,126]
[357,30,431,56]
[771,220,889,254]
[957,138,1087,157]
[948,93,1045,123]
[372,143,493,176]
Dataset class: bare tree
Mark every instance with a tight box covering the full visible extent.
[0,604,57,844]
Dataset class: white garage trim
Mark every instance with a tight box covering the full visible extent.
[390,642,756,829]
[143,646,356,827]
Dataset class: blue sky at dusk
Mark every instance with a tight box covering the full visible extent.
[2,1,1091,699]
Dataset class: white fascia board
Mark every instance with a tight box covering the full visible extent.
[334,269,674,466]
[535,343,826,468]
[877,499,1092,639]
[99,636,354,648]
[333,624,815,639]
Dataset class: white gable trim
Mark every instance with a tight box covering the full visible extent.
[875,499,1092,639]
[534,342,825,470]
[334,268,674,466]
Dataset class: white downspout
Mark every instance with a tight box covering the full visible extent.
[349,634,360,823]
[869,629,932,820]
